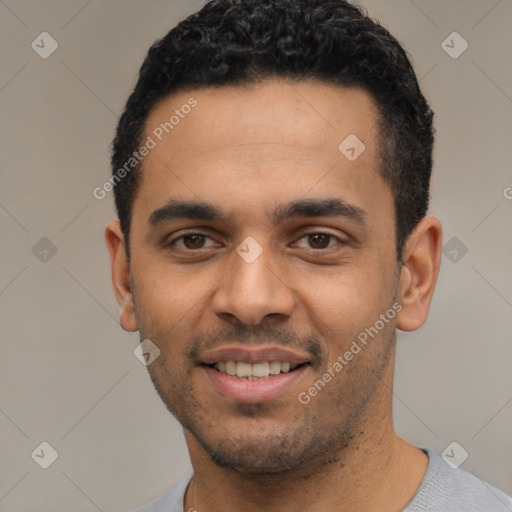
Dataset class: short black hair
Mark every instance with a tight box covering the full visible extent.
[111,0,434,260]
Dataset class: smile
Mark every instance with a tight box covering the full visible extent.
[199,345,312,401]
[209,360,305,379]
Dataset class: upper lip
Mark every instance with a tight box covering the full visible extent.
[199,345,311,365]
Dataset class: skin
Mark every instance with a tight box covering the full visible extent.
[105,79,442,511]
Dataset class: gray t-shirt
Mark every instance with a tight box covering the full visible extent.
[134,449,512,511]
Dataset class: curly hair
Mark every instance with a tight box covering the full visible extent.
[111,0,434,260]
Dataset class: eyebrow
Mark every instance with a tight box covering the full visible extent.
[148,197,367,226]
[149,199,227,225]
[272,198,366,225]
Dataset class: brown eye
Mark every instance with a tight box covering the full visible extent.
[167,231,220,252]
[307,233,331,249]
[182,234,206,249]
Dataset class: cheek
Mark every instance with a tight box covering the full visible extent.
[293,264,397,376]
[131,261,219,343]
[132,268,192,332]
[298,262,391,334]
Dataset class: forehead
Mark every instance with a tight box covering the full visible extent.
[145,79,379,159]
[134,79,391,228]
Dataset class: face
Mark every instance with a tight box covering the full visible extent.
[121,80,404,473]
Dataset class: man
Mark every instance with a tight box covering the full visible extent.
[105,1,512,510]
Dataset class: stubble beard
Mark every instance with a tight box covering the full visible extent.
[144,327,395,476]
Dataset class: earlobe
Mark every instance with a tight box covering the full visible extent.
[396,216,442,332]
[104,220,138,332]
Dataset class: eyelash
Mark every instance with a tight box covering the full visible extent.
[167,230,344,251]
[293,230,344,250]
[168,231,219,250]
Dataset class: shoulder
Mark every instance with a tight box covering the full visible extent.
[131,473,192,512]
[405,449,512,512]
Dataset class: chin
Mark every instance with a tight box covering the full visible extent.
[204,441,306,474]
[189,418,352,475]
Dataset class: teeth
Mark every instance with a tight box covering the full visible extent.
[225,361,237,376]
[236,362,252,378]
[214,360,299,378]
[269,360,281,374]
[252,362,270,377]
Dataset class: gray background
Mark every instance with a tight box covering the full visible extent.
[1,0,511,510]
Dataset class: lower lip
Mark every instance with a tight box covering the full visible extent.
[202,365,309,403]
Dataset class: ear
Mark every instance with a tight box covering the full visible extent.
[104,220,138,332]
[396,216,442,332]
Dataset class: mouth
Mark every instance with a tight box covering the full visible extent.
[205,360,310,380]
[199,345,312,402]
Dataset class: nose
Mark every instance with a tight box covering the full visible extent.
[212,245,295,326]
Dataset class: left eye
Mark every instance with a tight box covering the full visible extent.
[295,233,341,250]
[172,234,216,250]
